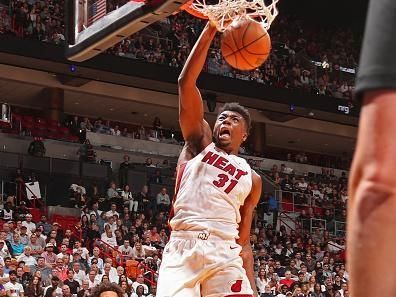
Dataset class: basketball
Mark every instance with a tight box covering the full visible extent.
[221,18,271,71]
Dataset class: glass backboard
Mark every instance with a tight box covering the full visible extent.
[66,0,188,62]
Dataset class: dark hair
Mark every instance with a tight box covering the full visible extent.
[218,102,251,133]
[9,270,17,276]
[91,282,124,297]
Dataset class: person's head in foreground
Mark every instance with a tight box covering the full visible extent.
[213,102,251,154]
[91,282,124,297]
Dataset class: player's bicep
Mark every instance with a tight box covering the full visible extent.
[237,172,262,246]
[178,84,211,144]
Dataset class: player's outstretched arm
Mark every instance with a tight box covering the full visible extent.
[236,171,262,297]
[178,22,217,151]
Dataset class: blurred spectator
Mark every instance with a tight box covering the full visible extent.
[15,201,30,221]
[2,202,13,221]
[69,116,80,135]
[80,117,93,132]
[77,140,96,163]
[4,270,23,297]
[145,158,155,168]
[36,215,52,236]
[149,170,162,184]
[121,185,138,213]
[156,187,170,213]
[118,155,130,188]
[27,137,46,157]
[110,125,121,136]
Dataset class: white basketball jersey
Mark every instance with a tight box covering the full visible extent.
[169,143,253,239]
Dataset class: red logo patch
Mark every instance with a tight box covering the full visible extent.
[231,280,243,292]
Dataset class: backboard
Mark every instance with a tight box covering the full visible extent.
[65,0,189,62]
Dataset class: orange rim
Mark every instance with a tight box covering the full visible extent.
[181,0,208,19]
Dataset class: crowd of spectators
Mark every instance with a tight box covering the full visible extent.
[267,163,348,234]
[110,12,357,100]
[0,154,348,297]
[0,0,357,100]
[0,0,65,44]
[65,115,180,148]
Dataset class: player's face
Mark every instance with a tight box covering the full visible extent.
[213,111,247,152]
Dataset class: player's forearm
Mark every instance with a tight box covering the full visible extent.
[240,243,258,297]
[178,22,217,85]
[348,179,396,297]
[347,92,396,297]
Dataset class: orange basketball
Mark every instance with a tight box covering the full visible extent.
[221,18,271,71]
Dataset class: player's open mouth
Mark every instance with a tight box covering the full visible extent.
[219,128,231,140]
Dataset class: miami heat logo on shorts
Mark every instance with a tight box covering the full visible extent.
[230,279,243,292]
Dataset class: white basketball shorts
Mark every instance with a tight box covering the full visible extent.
[156,231,254,297]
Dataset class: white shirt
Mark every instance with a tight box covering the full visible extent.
[121,191,133,201]
[118,245,134,259]
[103,222,117,233]
[72,247,90,260]
[86,278,100,289]
[110,129,121,136]
[4,281,24,297]
[312,190,324,199]
[132,282,149,294]
[57,252,73,262]
[0,246,10,259]
[3,209,13,220]
[298,181,308,190]
[101,233,117,248]
[88,256,104,270]
[0,272,9,283]
[73,270,86,285]
[70,184,86,195]
[22,221,36,234]
[105,210,119,218]
[89,210,103,217]
[256,277,268,294]
[16,254,36,266]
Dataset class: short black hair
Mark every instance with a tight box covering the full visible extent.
[9,270,17,276]
[91,282,124,297]
[218,102,251,133]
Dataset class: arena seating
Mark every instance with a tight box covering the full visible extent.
[0,0,357,100]
[0,156,348,297]
[0,1,351,295]
[0,108,352,171]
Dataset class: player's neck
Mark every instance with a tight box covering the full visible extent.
[214,143,239,155]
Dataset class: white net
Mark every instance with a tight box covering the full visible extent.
[191,0,279,31]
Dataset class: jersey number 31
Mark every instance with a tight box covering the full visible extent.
[213,174,238,194]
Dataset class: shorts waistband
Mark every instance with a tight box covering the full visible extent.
[170,230,234,241]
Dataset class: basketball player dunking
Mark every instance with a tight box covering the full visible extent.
[348,0,396,296]
[156,22,262,297]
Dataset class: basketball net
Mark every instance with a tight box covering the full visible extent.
[185,0,279,32]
